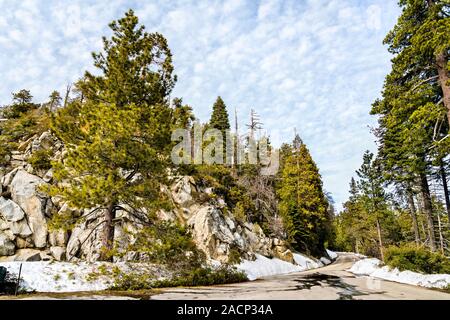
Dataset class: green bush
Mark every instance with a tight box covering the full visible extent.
[28,149,53,171]
[385,244,450,274]
[110,265,248,291]
[127,221,206,270]
[152,266,248,288]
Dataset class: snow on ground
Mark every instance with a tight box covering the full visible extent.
[0,261,112,292]
[349,258,450,289]
[0,261,168,293]
[237,253,324,281]
[326,249,338,259]
[293,253,323,270]
[1,251,334,292]
[320,257,331,265]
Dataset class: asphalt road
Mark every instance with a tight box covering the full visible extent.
[151,254,450,300]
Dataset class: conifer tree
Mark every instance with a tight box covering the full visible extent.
[209,96,230,133]
[356,151,388,260]
[277,137,330,255]
[3,89,39,119]
[49,10,177,260]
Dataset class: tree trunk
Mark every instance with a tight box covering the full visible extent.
[420,173,436,251]
[439,160,450,227]
[437,212,445,254]
[406,186,421,245]
[101,203,116,261]
[436,52,450,127]
[376,218,384,261]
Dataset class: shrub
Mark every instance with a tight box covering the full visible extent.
[110,265,248,291]
[153,265,248,288]
[385,244,450,274]
[28,149,53,171]
[127,221,206,270]
[227,246,242,265]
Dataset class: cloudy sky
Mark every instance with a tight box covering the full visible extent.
[0,0,401,209]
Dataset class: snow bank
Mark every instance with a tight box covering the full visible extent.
[293,253,322,269]
[320,257,331,265]
[349,258,450,289]
[1,253,329,291]
[326,249,338,260]
[0,261,168,293]
[0,261,112,292]
[237,253,324,281]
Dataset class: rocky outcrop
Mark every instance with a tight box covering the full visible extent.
[0,232,15,256]
[10,170,50,248]
[0,131,298,264]
[167,176,291,263]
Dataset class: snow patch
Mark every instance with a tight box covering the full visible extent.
[326,249,338,259]
[0,261,112,292]
[237,253,324,281]
[293,253,322,269]
[0,261,168,293]
[320,257,331,265]
[349,258,450,289]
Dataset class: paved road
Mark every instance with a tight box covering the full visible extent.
[151,254,450,300]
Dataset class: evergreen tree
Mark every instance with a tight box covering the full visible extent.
[48,91,62,112]
[277,137,330,255]
[370,0,450,251]
[209,96,230,133]
[3,89,39,119]
[384,0,450,125]
[356,151,388,260]
[49,10,176,260]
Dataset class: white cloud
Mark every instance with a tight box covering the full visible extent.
[0,0,402,208]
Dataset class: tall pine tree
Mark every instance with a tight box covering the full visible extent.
[209,96,230,133]
[277,136,330,255]
[49,10,176,260]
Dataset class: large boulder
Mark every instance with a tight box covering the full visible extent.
[10,170,49,248]
[0,197,32,238]
[171,176,196,207]
[0,232,15,256]
[66,209,104,262]
[0,248,42,262]
[0,197,25,221]
[50,246,66,261]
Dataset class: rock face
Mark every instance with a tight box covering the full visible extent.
[0,169,295,263]
[0,232,15,256]
[168,176,288,263]
[10,170,49,248]
[0,131,299,264]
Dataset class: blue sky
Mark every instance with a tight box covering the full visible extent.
[0,0,401,209]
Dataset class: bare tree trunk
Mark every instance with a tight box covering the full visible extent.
[420,173,436,251]
[63,84,72,108]
[376,218,384,261]
[439,160,450,227]
[101,202,116,261]
[436,52,450,127]
[437,212,445,254]
[406,186,421,245]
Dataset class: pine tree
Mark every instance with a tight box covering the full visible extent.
[277,137,330,255]
[80,9,176,109]
[370,0,450,251]
[356,151,388,261]
[384,0,449,125]
[209,96,230,133]
[48,91,62,112]
[49,10,176,260]
[3,89,39,119]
